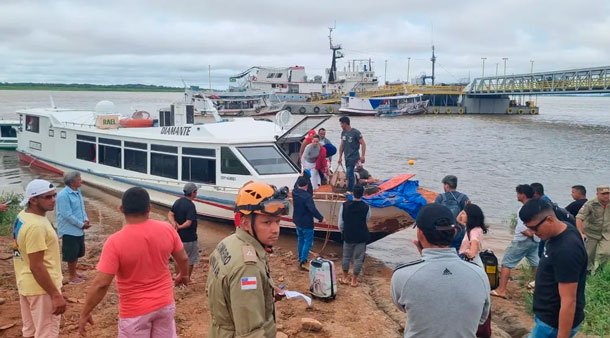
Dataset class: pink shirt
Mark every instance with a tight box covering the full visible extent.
[97,219,183,318]
[459,227,483,257]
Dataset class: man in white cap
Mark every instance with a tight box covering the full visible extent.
[12,179,65,338]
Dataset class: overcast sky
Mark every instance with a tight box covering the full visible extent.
[1,0,609,88]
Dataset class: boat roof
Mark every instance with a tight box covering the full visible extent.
[17,108,286,145]
[342,94,422,100]
[0,119,20,125]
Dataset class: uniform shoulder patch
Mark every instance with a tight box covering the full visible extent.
[393,259,424,272]
[242,245,258,264]
[240,276,257,290]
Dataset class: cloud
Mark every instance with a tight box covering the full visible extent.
[1,0,609,87]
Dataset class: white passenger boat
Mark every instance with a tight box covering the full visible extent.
[0,120,19,150]
[187,89,286,117]
[16,101,421,241]
[339,94,429,116]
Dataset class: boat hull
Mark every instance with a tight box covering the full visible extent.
[18,151,415,241]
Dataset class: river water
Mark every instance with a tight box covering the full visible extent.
[1,90,609,266]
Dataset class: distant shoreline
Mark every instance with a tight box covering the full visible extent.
[0,83,183,92]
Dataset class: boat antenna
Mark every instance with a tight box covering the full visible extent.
[327,22,344,83]
[49,95,56,109]
[430,24,436,85]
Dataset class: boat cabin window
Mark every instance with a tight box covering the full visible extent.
[267,73,275,79]
[76,134,96,162]
[124,141,147,174]
[98,138,121,168]
[183,147,215,157]
[220,147,250,175]
[25,115,39,133]
[1,126,16,138]
[182,157,216,184]
[151,145,178,180]
[237,146,296,175]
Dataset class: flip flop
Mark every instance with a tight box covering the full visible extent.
[68,277,85,285]
[490,290,507,299]
[350,281,359,287]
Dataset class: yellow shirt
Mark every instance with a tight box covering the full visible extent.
[12,210,63,296]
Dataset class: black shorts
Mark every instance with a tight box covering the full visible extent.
[62,235,85,262]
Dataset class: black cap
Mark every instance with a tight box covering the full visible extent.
[414,204,456,232]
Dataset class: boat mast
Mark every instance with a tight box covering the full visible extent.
[430,45,436,85]
[327,24,344,83]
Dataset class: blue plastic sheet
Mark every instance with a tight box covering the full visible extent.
[359,179,428,219]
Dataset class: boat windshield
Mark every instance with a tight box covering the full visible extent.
[237,146,297,175]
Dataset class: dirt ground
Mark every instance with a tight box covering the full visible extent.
[0,187,544,338]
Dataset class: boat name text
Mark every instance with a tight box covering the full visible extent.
[160,126,191,136]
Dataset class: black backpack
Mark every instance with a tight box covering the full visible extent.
[479,250,499,290]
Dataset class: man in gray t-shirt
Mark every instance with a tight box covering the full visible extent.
[391,204,490,338]
[337,116,366,192]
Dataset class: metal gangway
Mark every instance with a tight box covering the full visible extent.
[466,66,610,95]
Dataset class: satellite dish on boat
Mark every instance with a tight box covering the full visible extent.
[275,110,293,129]
[95,100,117,114]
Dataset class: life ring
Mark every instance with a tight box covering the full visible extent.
[507,108,513,114]
[530,109,537,115]
[518,109,524,115]
[285,106,292,112]
[457,108,464,114]
[445,108,452,114]
[326,106,335,114]
[433,108,439,114]
[299,107,306,114]
[313,106,320,114]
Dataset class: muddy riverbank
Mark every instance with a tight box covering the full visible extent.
[0,182,542,338]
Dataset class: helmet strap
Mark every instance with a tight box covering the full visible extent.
[250,213,273,252]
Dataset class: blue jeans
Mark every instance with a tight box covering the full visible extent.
[296,227,314,263]
[346,164,355,191]
[529,316,579,338]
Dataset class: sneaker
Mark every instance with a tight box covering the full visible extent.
[527,281,535,289]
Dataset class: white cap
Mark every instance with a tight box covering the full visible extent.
[20,179,56,207]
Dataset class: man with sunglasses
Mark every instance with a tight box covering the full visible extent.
[207,182,289,338]
[13,179,65,338]
[576,186,610,273]
[520,199,587,338]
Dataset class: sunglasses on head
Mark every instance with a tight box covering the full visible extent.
[526,215,548,232]
[37,193,57,200]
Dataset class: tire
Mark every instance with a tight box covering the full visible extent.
[285,106,292,112]
[299,107,306,114]
[313,106,320,113]
[238,110,244,116]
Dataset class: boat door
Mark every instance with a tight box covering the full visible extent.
[275,114,331,167]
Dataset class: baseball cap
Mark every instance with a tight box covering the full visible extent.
[413,204,456,232]
[20,179,56,207]
[597,186,610,194]
[183,182,198,195]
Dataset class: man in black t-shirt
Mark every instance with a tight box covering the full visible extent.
[565,185,587,218]
[520,199,587,338]
[169,183,199,277]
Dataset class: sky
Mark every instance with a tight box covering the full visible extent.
[1,0,609,88]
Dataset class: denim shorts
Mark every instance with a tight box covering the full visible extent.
[502,238,539,269]
[529,316,579,338]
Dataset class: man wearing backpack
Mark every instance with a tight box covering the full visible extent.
[434,175,470,252]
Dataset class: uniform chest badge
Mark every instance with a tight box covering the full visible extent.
[241,277,257,290]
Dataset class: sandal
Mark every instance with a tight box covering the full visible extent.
[338,277,349,285]
[490,290,507,299]
[68,277,85,285]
